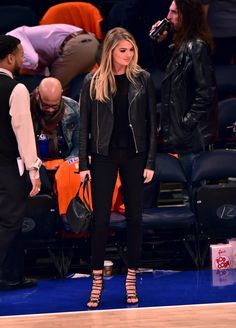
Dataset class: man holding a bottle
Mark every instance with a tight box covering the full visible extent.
[152,0,218,181]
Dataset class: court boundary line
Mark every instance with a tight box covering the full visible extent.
[1,301,236,319]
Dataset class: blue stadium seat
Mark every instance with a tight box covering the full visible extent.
[217,97,236,148]
[215,65,236,100]
[191,149,236,266]
[142,153,198,267]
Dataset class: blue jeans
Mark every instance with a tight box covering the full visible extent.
[178,153,201,183]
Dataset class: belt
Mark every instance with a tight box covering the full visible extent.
[59,30,89,53]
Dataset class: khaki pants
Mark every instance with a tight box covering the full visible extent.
[51,32,99,93]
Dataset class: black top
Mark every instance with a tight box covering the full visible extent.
[110,74,135,149]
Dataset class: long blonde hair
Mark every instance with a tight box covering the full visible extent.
[90,27,143,102]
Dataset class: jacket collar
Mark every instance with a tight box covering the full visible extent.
[163,43,186,82]
[128,75,143,104]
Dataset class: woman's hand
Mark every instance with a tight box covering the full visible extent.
[143,169,154,183]
[79,170,91,183]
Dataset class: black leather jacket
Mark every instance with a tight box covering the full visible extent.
[156,39,218,154]
[79,70,157,171]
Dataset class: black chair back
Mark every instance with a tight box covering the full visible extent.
[191,149,236,241]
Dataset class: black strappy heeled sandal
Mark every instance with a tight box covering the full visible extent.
[125,268,139,304]
[87,271,103,309]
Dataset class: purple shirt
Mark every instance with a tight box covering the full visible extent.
[7,24,82,75]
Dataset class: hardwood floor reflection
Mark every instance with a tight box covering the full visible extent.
[1,303,236,328]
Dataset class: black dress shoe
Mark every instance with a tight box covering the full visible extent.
[0,278,37,291]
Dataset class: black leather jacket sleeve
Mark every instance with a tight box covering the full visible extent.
[143,72,157,170]
[78,73,93,172]
[182,41,216,130]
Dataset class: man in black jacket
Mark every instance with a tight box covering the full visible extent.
[153,0,218,180]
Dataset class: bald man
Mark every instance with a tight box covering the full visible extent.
[30,77,80,161]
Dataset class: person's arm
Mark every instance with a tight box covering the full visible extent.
[182,41,215,130]
[7,31,39,71]
[10,83,41,196]
[66,98,80,158]
[78,74,92,172]
[145,72,158,171]
[139,72,157,183]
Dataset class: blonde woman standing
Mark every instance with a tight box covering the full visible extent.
[79,27,157,308]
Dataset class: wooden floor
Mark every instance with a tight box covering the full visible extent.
[1,303,236,328]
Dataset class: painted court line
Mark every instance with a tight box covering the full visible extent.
[2,301,236,319]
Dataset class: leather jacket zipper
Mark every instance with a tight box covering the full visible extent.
[128,88,142,153]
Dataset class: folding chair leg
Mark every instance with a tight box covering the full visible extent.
[48,247,74,278]
[183,239,199,268]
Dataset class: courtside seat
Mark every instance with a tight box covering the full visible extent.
[111,153,198,268]
[22,193,63,276]
[22,194,59,243]
[192,149,236,184]
[142,207,195,234]
[109,153,196,240]
[216,97,236,149]
[215,64,236,100]
[142,153,196,236]
[141,153,198,267]
[110,212,126,231]
[191,149,236,266]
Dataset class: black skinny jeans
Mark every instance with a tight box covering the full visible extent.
[90,149,146,270]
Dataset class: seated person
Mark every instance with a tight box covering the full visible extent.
[30,77,79,165]
[6,24,100,96]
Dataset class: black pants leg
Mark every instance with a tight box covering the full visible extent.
[119,151,145,269]
[90,150,145,270]
[90,153,118,270]
[0,165,28,282]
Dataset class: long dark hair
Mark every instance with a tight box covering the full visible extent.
[173,0,213,52]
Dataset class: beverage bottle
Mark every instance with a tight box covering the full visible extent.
[38,133,50,159]
[149,18,171,40]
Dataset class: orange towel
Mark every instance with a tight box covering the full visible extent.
[40,2,105,40]
[43,159,65,171]
[54,158,124,215]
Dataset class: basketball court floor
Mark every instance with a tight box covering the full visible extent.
[1,269,236,327]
